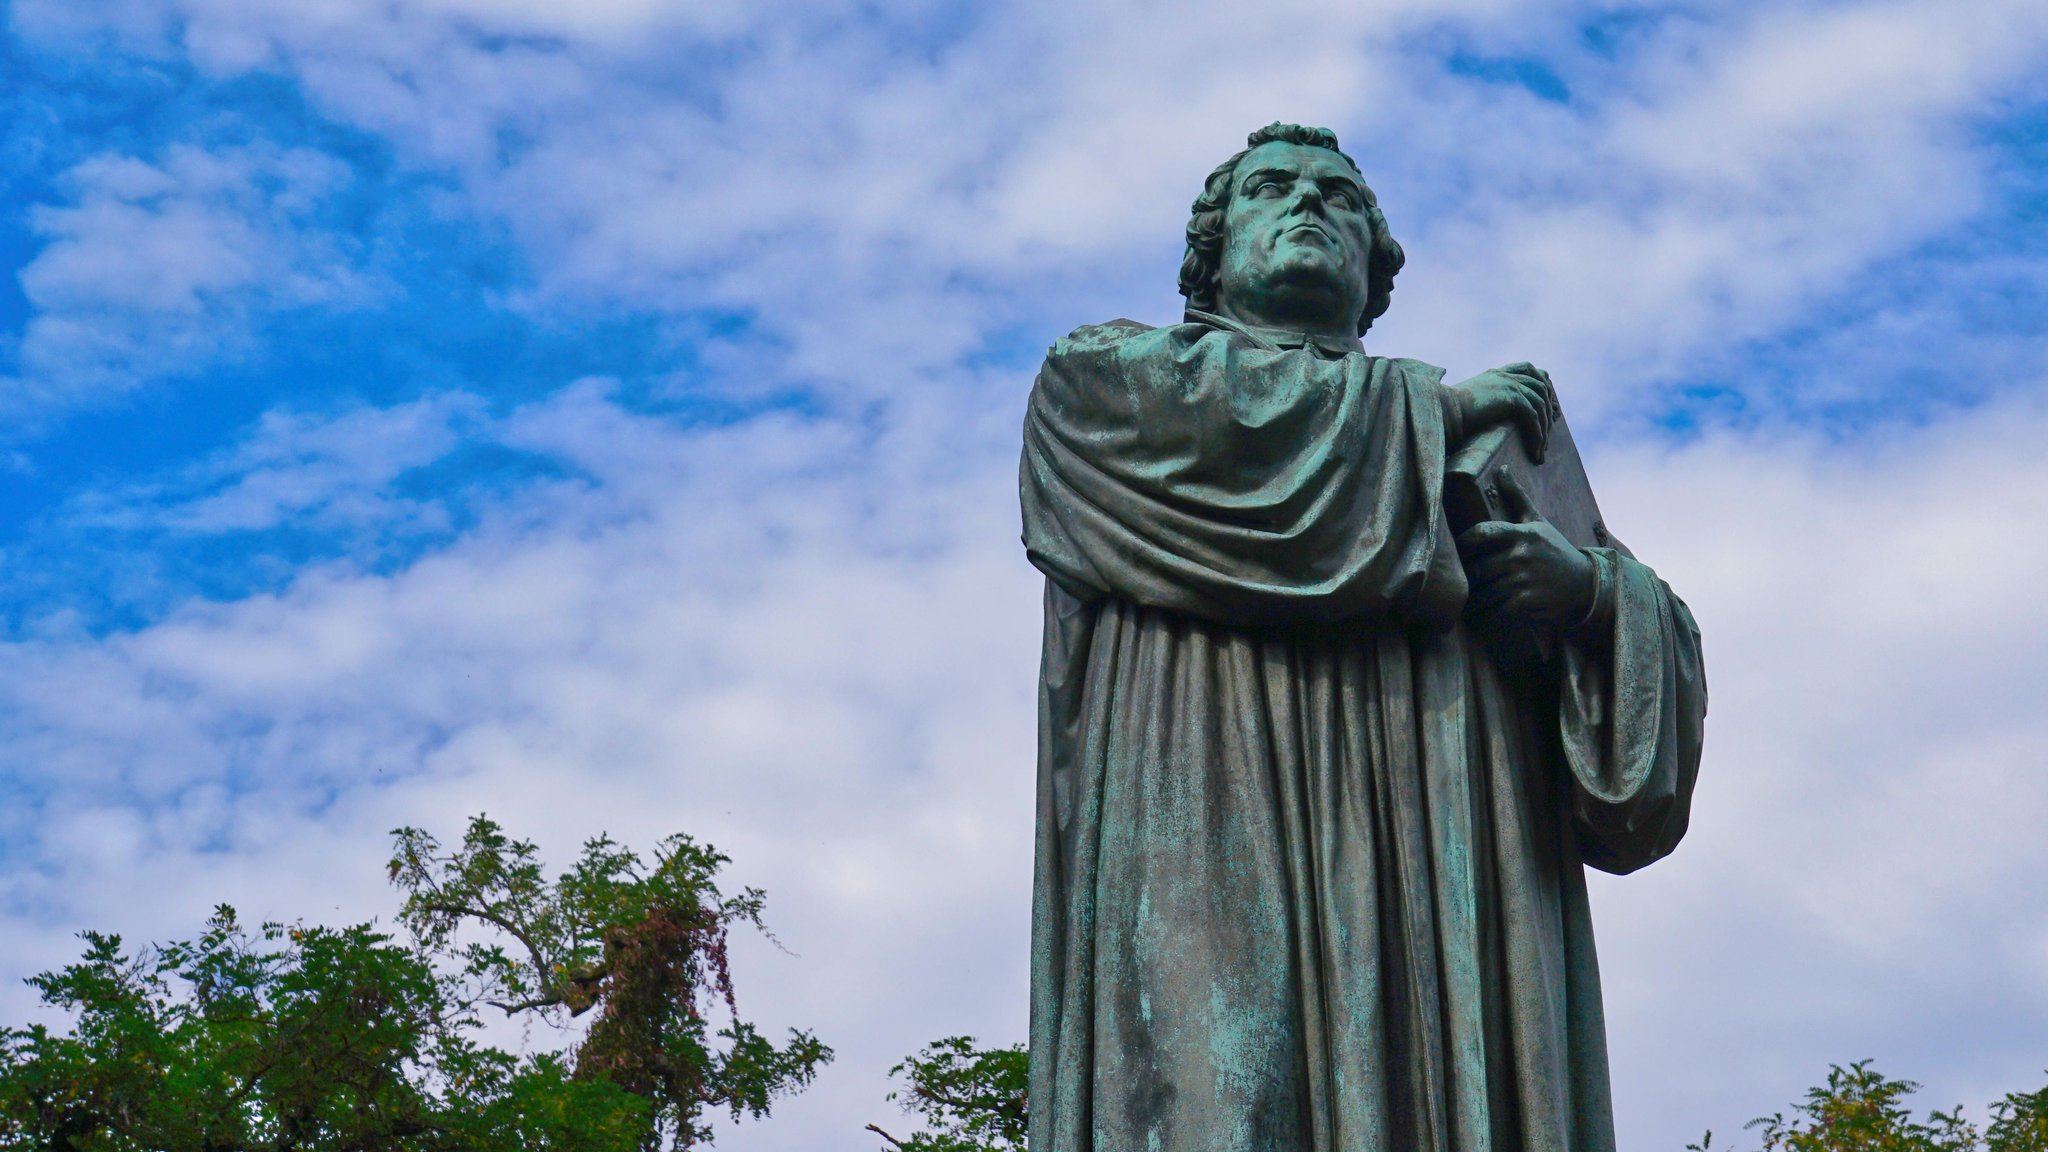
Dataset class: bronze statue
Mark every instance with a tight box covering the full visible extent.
[1019,122,1706,1151]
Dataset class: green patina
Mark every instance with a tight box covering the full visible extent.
[1019,123,1706,1152]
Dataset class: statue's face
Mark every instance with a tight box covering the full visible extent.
[1214,141,1374,334]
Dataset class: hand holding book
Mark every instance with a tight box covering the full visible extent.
[1443,380,1626,667]
[1456,468,1599,629]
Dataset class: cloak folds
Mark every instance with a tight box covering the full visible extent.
[1019,315,1705,1152]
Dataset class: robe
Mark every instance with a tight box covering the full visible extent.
[1018,313,1706,1152]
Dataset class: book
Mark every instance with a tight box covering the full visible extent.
[1442,404,1629,558]
[1441,400,1626,670]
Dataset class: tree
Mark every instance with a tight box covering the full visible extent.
[1987,1082,2048,1152]
[868,1036,1027,1152]
[0,815,828,1152]
[1690,1061,2048,1152]
[388,816,829,1147]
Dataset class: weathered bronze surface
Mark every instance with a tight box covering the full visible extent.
[1018,123,1706,1151]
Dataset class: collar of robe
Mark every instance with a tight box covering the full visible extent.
[1184,308,1367,360]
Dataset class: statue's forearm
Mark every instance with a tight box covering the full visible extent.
[1438,380,1468,451]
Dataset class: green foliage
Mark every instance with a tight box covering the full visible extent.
[389,816,831,1148]
[1747,1062,1978,1152]
[1986,1082,2048,1152]
[0,815,827,1152]
[0,907,646,1151]
[868,1036,1027,1152]
[1689,1061,2048,1152]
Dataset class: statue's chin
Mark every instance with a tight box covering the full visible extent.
[1269,245,1346,281]
[1224,268,1351,321]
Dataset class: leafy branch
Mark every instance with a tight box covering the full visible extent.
[869,1036,1027,1152]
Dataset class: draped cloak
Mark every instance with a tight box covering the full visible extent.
[1018,313,1706,1152]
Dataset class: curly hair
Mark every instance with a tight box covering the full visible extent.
[1177,122,1404,336]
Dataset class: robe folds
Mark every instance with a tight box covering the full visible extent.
[1018,314,1706,1152]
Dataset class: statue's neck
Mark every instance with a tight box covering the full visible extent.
[1214,291,1359,345]
[1202,305,1364,356]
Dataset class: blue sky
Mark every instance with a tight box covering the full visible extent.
[2,0,2047,1147]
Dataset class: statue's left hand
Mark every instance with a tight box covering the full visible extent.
[1456,469,1597,628]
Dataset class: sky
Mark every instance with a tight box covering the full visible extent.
[1,0,2046,1146]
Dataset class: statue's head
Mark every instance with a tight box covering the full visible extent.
[1178,122,1404,337]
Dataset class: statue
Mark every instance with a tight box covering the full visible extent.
[1018,123,1706,1151]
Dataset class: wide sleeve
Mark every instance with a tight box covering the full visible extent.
[1558,549,1708,874]
[1019,320,1467,630]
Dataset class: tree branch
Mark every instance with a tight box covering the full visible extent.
[485,994,568,1015]
[414,900,554,991]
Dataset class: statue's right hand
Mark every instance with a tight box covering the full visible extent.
[1449,362,1554,462]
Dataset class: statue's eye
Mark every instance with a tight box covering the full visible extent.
[1253,179,1286,197]
[1326,188,1356,210]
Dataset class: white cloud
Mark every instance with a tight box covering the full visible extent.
[65,391,486,534]
[1376,0,2048,412]
[1584,396,2048,1138]
[7,143,378,417]
[17,0,2048,412]
[0,382,1043,1147]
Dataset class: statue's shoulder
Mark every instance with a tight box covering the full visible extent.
[1050,318,1156,358]
[1375,355,1448,385]
[1048,316,1236,367]
[1036,320,1217,411]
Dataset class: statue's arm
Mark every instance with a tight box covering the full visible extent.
[1557,553,1707,875]
[1438,362,1557,460]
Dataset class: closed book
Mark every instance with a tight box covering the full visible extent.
[1442,402,1626,671]
[1443,405,1628,558]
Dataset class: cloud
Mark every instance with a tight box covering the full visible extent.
[0,381,1042,1147]
[1586,393,2048,1137]
[1372,0,2048,415]
[7,142,379,417]
[69,391,486,534]
[15,0,2048,415]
